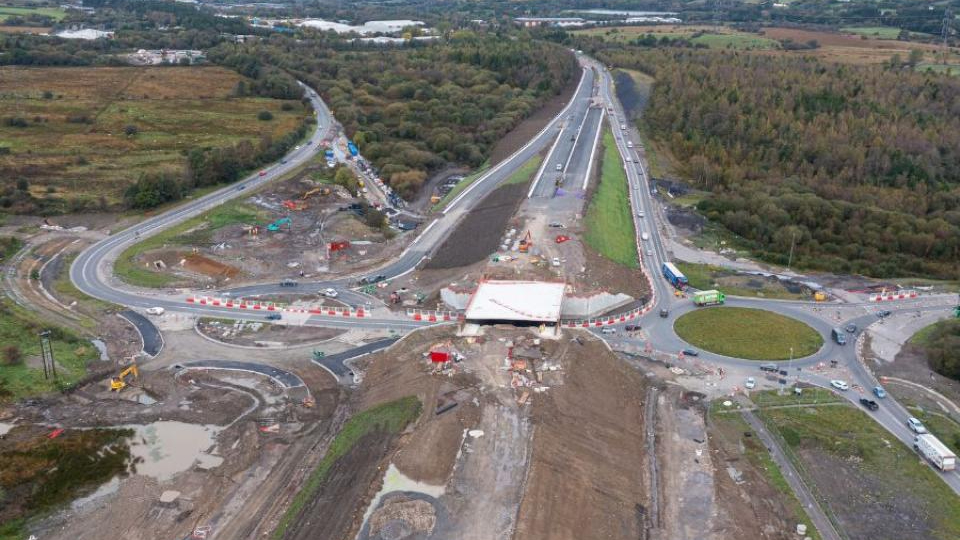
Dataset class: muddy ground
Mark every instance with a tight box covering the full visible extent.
[197,318,344,347]
[514,333,650,540]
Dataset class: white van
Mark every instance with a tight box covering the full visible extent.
[601,327,617,335]
[641,232,650,241]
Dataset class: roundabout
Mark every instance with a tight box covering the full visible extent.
[673,306,824,361]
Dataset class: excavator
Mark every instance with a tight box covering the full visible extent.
[267,217,292,232]
[110,363,139,392]
[518,231,532,253]
[301,187,330,200]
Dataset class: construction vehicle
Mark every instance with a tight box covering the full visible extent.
[693,290,725,306]
[301,187,329,200]
[267,217,292,232]
[282,200,306,211]
[110,363,139,392]
[814,291,827,301]
[518,231,532,253]
[430,194,442,204]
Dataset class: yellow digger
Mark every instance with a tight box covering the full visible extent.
[110,363,139,392]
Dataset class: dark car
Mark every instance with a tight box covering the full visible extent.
[625,324,641,332]
[760,363,779,372]
[859,398,879,411]
[659,309,669,318]
[237,184,246,190]
[877,310,892,318]
[682,349,699,357]
[358,274,386,285]
[845,323,857,333]
[265,313,282,320]
[280,279,298,287]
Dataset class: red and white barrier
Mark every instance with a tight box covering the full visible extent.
[872,290,918,302]
[406,309,462,322]
[186,297,368,318]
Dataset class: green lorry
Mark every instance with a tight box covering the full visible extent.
[693,289,725,306]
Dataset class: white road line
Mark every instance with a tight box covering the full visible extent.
[581,109,606,191]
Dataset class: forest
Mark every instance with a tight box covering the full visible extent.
[209,32,578,197]
[592,46,960,279]
[922,319,960,382]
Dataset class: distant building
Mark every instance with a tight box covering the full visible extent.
[125,49,205,65]
[514,17,586,28]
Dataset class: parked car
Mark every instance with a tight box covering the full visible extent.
[873,386,887,399]
[600,327,617,335]
[745,377,756,389]
[265,313,282,320]
[907,417,928,434]
[145,307,165,315]
[845,323,858,333]
[548,222,565,228]
[859,398,879,411]
[551,257,561,267]
[682,349,699,357]
[830,379,850,391]
[625,324,641,332]
[320,288,338,298]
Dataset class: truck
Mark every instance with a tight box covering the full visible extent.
[914,433,957,471]
[347,141,358,157]
[662,262,688,290]
[693,290,725,306]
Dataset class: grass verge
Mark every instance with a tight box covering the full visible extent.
[759,404,960,540]
[0,298,97,400]
[0,236,21,262]
[752,388,843,408]
[708,410,822,540]
[271,396,422,539]
[674,307,822,360]
[503,153,543,186]
[583,128,638,268]
[432,160,491,211]
[114,202,264,288]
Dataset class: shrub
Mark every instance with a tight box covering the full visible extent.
[257,110,274,121]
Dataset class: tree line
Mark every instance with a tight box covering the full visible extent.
[589,45,960,279]
[209,31,578,197]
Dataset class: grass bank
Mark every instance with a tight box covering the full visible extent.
[503,153,543,186]
[674,307,822,360]
[675,262,809,300]
[583,128,638,268]
[759,404,960,540]
[432,160,491,211]
[114,202,264,288]
[272,396,422,539]
[0,299,98,400]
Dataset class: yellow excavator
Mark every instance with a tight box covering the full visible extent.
[110,363,139,392]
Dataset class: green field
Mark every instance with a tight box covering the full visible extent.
[583,128,638,268]
[675,262,809,300]
[0,298,97,399]
[918,63,960,76]
[752,388,844,407]
[0,236,21,262]
[272,396,422,539]
[0,66,305,208]
[674,307,823,360]
[575,26,779,50]
[0,5,66,21]
[760,405,960,539]
[114,201,265,287]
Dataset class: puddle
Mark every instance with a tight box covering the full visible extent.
[221,375,280,404]
[71,476,120,511]
[0,422,14,436]
[89,339,109,361]
[357,463,445,537]
[127,422,223,481]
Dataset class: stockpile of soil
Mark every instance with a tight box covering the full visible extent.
[425,183,527,270]
[513,333,649,540]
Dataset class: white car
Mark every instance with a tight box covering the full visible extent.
[555,163,563,171]
[145,307,165,315]
[320,288,338,298]
[907,417,928,434]
[830,379,850,391]
[551,257,561,267]
[745,377,756,389]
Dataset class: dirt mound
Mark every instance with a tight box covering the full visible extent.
[183,253,240,279]
[369,496,437,538]
[425,182,527,270]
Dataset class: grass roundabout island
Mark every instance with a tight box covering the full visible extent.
[674,307,823,360]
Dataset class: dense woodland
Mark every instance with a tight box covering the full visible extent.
[922,319,960,383]
[593,46,960,279]
[210,33,578,196]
